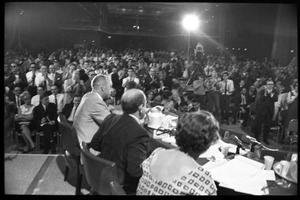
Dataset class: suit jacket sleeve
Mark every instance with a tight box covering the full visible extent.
[90,98,111,127]
[126,131,150,178]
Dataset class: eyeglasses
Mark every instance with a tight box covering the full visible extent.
[267,83,274,85]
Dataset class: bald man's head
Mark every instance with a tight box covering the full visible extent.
[91,74,112,99]
[121,89,146,114]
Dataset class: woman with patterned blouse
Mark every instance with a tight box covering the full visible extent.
[137,111,219,195]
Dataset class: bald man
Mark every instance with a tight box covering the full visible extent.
[89,89,151,194]
[73,74,114,148]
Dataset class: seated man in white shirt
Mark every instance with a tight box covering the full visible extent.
[31,85,45,107]
[49,84,65,114]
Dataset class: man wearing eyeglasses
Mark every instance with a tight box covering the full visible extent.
[251,78,278,145]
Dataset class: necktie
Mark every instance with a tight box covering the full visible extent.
[224,82,227,95]
[241,95,245,105]
[16,96,20,107]
[55,95,58,105]
[73,106,77,121]
[32,72,36,86]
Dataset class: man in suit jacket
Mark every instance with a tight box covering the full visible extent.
[83,69,96,94]
[33,93,58,154]
[89,89,151,194]
[233,87,251,127]
[48,64,63,93]
[111,67,124,104]
[251,79,278,144]
[6,63,28,92]
[61,95,82,125]
[142,67,160,93]
[8,85,24,114]
[73,74,113,148]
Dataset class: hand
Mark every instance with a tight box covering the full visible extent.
[41,117,47,124]
[48,120,55,125]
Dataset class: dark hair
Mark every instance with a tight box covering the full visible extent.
[127,81,138,90]
[175,111,220,156]
[162,90,172,99]
[191,98,200,103]
[39,92,49,101]
[179,101,188,107]
[121,89,145,114]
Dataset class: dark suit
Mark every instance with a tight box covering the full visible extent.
[111,72,124,101]
[8,94,24,114]
[53,72,63,92]
[6,72,28,91]
[33,102,58,153]
[251,86,278,142]
[90,113,151,194]
[84,79,92,93]
[233,93,251,125]
[143,74,160,93]
[61,101,75,122]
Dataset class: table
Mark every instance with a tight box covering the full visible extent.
[147,128,297,195]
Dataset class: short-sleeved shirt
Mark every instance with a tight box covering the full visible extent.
[136,148,217,195]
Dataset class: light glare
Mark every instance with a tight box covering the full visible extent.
[182,14,200,31]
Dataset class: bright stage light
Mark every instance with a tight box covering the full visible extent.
[182,14,200,32]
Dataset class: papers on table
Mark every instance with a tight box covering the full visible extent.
[199,138,248,161]
[203,155,276,195]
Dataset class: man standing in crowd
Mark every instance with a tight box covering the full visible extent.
[122,67,140,92]
[89,89,150,194]
[73,75,113,148]
[47,64,63,93]
[251,78,278,144]
[219,71,235,124]
[143,67,160,94]
[33,93,58,154]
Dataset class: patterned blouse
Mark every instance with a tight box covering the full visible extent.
[136,148,217,195]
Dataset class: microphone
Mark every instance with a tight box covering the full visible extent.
[229,135,246,150]
[241,135,260,145]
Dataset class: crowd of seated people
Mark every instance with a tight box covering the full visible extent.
[4,45,298,153]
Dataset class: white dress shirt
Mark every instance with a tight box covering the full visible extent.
[26,71,41,86]
[49,93,65,113]
[31,94,41,107]
[220,79,234,95]
[68,105,78,122]
[34,73,46,88]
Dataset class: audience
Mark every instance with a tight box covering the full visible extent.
[4,43,298,154]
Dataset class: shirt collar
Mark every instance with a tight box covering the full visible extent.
[93,91,103,102]
[129,114,140,124]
